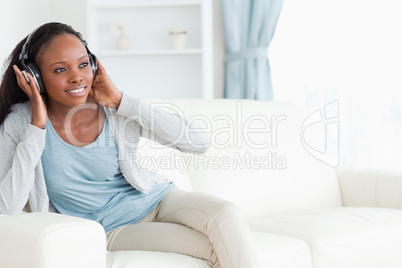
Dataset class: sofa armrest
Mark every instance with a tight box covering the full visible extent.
[0,212,106,268]
[337,169,402,209]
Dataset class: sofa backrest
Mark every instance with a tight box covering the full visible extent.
[138,98,342,219]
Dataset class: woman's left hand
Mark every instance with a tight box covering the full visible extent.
[90,59,123,109]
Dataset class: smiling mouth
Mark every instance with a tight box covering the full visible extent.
[65,86,86,93]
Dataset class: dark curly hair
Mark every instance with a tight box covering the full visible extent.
[0,22,84,125]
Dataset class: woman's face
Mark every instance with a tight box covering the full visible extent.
[38,34,93,109]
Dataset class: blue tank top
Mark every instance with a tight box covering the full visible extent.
[41,116,174,232]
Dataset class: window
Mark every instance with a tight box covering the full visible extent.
[270,0,402,172]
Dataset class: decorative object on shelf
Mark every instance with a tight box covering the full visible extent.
[169,29,187,50]
[111,19,130,51]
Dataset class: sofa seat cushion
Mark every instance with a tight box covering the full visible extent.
[248,207,402,268]
[107,232,311,268]
[253,232,311,268]
[107,250,213,268]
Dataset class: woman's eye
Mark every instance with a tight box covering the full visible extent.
[80,62,89,68]
[54,67,66,73]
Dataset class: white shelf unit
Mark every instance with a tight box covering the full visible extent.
[90,1,203,9]
[87,0,213,99]
[97,49,202,57]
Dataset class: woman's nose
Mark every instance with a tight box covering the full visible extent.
[68,69,83,84]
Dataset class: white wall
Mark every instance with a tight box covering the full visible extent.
[0,0,51,74]
[49,0,88,38]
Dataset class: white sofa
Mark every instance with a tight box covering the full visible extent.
[1,98,402,268]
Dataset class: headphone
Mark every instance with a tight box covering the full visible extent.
[19,26,98,94]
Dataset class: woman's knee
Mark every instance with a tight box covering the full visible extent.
[211,200,246,225]
[157,190,246,230]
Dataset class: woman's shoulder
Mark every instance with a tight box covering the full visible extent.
[11,100,30,111]
[10,101,31,118]
[3,101,31,129]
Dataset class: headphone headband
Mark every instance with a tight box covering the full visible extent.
[19,27,94,64]
[19,27,38,62]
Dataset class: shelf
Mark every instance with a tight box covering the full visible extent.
[87,0,213,99]
[90,1,202,9]
[97,49,202,57]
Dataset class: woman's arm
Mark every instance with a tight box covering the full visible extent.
[116,94,210,154]
[0,107,46,214]
[0,66,49,214]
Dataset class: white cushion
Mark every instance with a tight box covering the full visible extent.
[249,207,402,268]
[0,213,106,268]
[106,232,311,268]
[338,169,402,209]
[253,232,311,268]
[107,250,212,268]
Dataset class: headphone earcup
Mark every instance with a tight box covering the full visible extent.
[88,53,98,77]
[25,62,45,95]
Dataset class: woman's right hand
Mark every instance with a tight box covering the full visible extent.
[13,65,47,129]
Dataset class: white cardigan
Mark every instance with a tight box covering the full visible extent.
[0,93,209,214]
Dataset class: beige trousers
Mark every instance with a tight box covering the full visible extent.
[106,188,260,268]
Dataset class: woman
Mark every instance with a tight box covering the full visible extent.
[0,22,259,268]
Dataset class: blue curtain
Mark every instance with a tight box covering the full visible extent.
[221,0,284,100]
